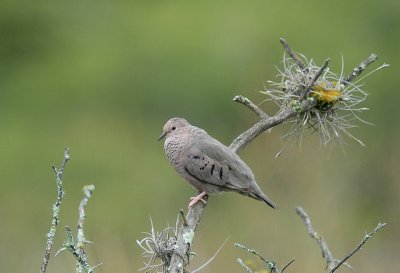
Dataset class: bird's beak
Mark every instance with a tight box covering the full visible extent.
[158,131,167,141]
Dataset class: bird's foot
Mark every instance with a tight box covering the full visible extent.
[188,191,208,208]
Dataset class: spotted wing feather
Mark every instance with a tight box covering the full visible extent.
[184,138,253,191]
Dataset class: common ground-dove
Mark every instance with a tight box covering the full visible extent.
[159,117,277,209]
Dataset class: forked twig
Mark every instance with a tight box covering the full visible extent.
[40,148,71,273]
[296,206,386,273]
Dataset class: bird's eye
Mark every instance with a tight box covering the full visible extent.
[172,126,176,130]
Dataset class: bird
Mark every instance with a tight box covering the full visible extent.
[159,117,277,209]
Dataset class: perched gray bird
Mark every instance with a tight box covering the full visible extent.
[159,117,277,209]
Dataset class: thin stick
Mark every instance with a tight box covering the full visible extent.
[233,95,268,118]
[235,243,294,273]
[40,148,71,273]
[281,258,295,273]
[299,58,331,100]
[280,38,306,70]
[56,226,95,273]
[295,207,335,268]
[344,54,378,84]
[328,223,386,273]
[234,243,270,263]
[76,185,95,273]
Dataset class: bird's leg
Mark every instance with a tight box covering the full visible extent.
[188,191,208,208]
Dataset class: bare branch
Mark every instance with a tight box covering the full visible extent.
[280,38,306,70]
[344,54,378,84]
[230,98,317,153]
[40,148,71,273]
[328,222,386,273]
[235,243,271,264]
[233,95,269,118]
[296,207,386,273]
[295,207,335,269]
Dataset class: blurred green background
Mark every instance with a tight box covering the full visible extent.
[0,0,398,272]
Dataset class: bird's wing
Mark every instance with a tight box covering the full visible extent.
[184,138,253,190]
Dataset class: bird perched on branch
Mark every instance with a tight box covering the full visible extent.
[159,117,277,209]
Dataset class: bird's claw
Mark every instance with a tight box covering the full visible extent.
[188,191,208,208]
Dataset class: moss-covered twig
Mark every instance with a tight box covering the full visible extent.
[40,148,71,273]
[76,185,95,273]
[56,226,98,273]
[344,53,378,84]
[56,184,98,273]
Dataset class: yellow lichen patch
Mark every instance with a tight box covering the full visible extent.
[311,81,341,103]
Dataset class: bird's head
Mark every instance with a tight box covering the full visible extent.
[158,117,190,141]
